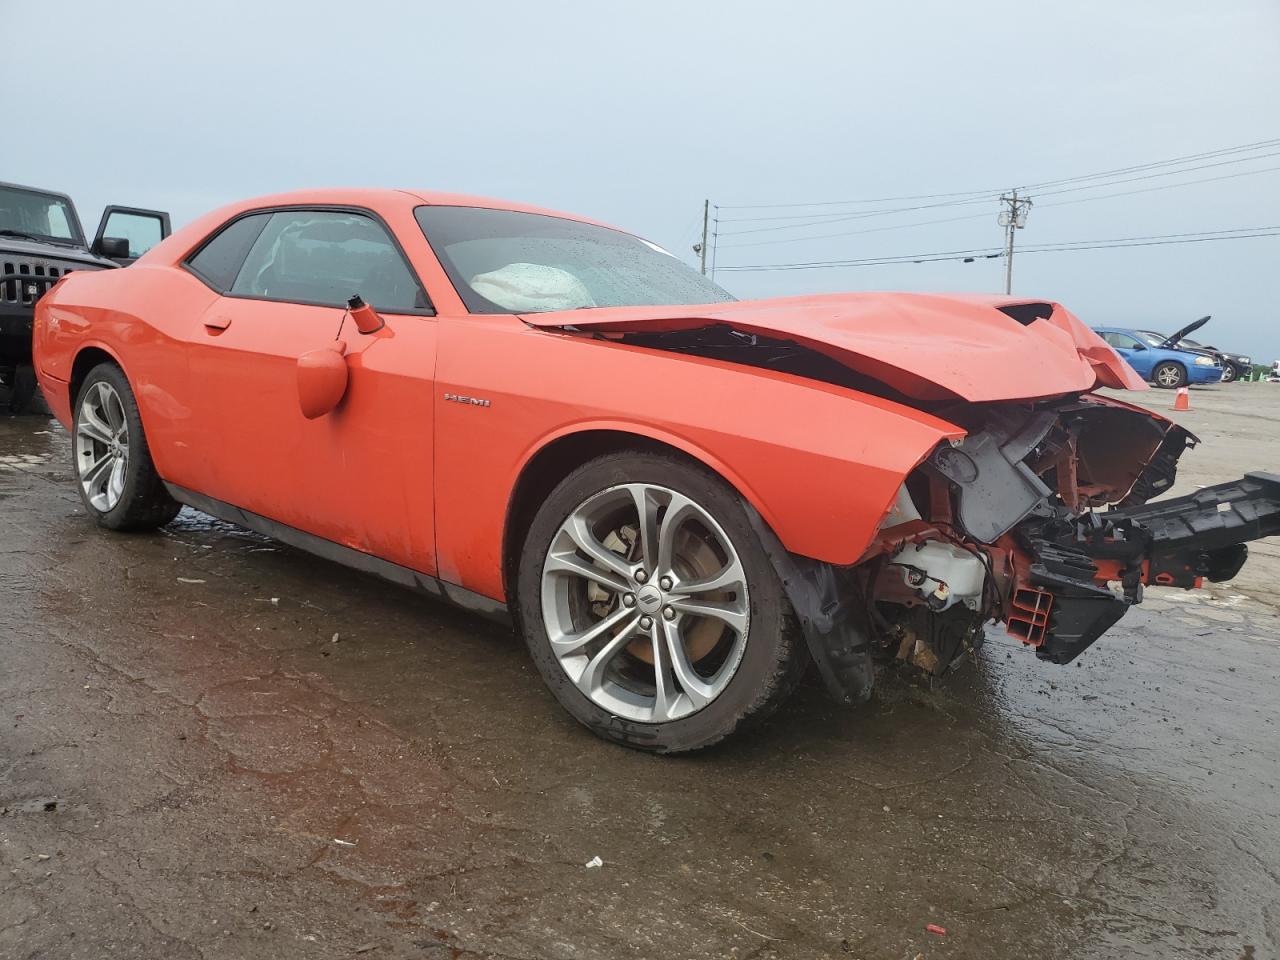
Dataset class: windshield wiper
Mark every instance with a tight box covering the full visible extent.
[0,229,79,248]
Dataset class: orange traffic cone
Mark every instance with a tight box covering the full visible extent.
[1173,386,1191,411]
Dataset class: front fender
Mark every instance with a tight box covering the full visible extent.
[434,319,963,599]
[513,404,959,566]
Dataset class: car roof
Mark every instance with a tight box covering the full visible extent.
[217,187,607,227]
[1094,326,1156,336]
[0,179,78,206]
[142,187,623,268]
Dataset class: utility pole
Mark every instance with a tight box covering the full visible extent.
[698,199,710,275]
[998,189,1033,294]
[710,205,719,280]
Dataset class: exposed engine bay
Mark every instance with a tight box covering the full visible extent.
[733,388,1280,704]
[853,397,1280,692]
[564,316,1280,704]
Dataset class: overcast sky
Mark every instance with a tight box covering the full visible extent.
[5,0,1278,360]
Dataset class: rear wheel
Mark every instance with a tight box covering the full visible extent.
[1153,361,1186,389]
[73,363,180,531]
[516,452,806,753]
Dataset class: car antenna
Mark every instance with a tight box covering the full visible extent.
[334,296,357,341]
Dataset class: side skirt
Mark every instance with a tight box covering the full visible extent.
[164,483,511,626]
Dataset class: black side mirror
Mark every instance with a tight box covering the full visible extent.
[95,236,130,259]
[1133,342,1148,351]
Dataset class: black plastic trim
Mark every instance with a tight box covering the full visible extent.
[1114,471,1280,558]
[745,503,875,704]
[164,484,509,624]
[1016,471,1280,661]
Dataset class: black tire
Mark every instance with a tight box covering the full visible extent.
[515,451,808,753]
[73,363,181,531]
[1220,364,1238,383]
[1152,361,1187,389]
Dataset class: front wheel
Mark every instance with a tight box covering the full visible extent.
[1220,364,1238,383]
[1153,361,1187,389]
[73,363,181,530]
[516,452,807,753]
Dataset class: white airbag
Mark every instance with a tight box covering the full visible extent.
[470,263,595,312]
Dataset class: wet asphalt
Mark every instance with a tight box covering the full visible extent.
[1,385,1277,960]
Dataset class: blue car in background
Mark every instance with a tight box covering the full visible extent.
[1094,317,1222,388]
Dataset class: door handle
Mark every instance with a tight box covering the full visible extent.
[203,315,232,332]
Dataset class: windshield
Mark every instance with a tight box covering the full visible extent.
[415,206,734,314]
[1143,331,1210,350]
[0,185,79,243]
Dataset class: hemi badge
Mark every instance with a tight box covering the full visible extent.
[444,393,491,408]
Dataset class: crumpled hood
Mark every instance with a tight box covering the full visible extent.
[522,291,1147,403]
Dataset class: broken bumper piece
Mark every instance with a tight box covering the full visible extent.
[1009,472,1280,664]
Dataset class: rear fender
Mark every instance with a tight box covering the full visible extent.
[35,267,209,483]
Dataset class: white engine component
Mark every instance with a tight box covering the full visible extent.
[881,483,922,527]
[889,540,987,612]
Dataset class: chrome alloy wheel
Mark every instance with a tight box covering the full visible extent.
[1156,364,1183,387]
[75,380,130,512]
[540,483,750,723]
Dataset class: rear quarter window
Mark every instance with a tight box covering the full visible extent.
[185,214,272,291]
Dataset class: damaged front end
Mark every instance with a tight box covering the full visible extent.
[778,397,1280,702]
[525,295,1277,703]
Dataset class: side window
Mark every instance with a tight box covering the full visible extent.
[100,210,165,258]
[230,210,428,312]
[1103,332,1138,349]
[186,214,272,291]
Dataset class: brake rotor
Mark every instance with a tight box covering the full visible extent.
[584,521,732,668]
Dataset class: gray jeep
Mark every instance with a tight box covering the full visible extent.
[1,181,169,413]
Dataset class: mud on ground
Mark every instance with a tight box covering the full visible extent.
[1,383,1277,959]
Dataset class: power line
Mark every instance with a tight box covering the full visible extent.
[716,193,998,237]
[720,143,1280,224]
[1028,224,1280,247]
[727,226,1280,270]
[1029,150,1280,199]
[714,162,1280,251]
[715,226,1280,272]
[718,195,999,224]
[717,209,998,250]
[1036,163,1280,210]
[717,187,998,211]
[714,136,1280,213]
[700,137,1280,274]
[1017,137,1280,192]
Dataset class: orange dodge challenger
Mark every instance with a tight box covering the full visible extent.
[33,189,1280,752]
